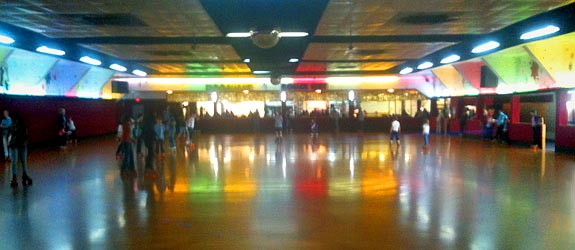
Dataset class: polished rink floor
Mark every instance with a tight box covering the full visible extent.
[1,133,574,249]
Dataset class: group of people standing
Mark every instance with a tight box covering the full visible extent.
[115,108,197,178]
[482,109,510,144]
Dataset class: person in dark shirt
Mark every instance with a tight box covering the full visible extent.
[530,110,544,149]
[9,113,32,188]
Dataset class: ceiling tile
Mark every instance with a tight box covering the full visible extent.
[144,63,251,74]
[315,0,575,35]
[303,42,455,60]
[80,44,241,61]
[0,0,221,38]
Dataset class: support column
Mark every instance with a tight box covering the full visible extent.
[510,96,520,123]
[557,91,568,126]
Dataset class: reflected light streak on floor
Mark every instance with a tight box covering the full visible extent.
[1,133,575,249]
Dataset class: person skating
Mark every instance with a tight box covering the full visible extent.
[8,114,32,188]
[390,116,401,145]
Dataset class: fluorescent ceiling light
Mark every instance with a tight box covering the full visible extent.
[253,70,270,74]
[110,63,127,72]
[243,58,251,63]
[132,69,147,77]
[79,56,102,66]
[226,32,251,37]
[0,35,15,45]
[36,46,65,56]
[520,25,560,40]
[399,67,413,75]
[280,32,308,37]
[289,58,299,63]
[471,41,500,54]
[227,31,308,38]
[440,55,461,64]
[417,62,434,70]
[326,76,398,84]
[113,77,295,85]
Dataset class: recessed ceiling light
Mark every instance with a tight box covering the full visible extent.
[0,34,15,45]
[440,55,461,64]
[226,32,251,37]
[132,69,147,77]
[227,32,309,38]
[417,62,434,70]
[243,58,251,63]
[289,58,299,63]
[79,56,102,66]
[36,46,65,56]
[399,67,413,75]
[520,25,560,40]
[280,32,309,37]
[110,63,127,72]
[471,41,500,54]
[166,90,173,94]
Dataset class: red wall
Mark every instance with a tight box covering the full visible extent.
[556,125,575,149]
[508,123,533,142]
[0,95,120,146]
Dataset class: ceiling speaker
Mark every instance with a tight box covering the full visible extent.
[250,30,280,49]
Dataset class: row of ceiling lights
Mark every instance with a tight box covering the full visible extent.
[0,34,148,77]
[243,58,300,64]
[399,25,561,75]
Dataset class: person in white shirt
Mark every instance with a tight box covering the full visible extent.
[390,117,401,145]
[422,119,430,147]
[67,116,77,145]
[186,113,196,145]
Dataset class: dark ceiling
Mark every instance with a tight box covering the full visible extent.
[1,0,574,77]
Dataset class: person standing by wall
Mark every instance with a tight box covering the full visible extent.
[530,110,544,149]
[67,116,77,146]
[459,108,468,136]
[495,110,509,144]
[1,110,12,161]
[9,114,32,188]
[57,108,69,149]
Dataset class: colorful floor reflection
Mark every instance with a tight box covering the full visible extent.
[1,133,574,249]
